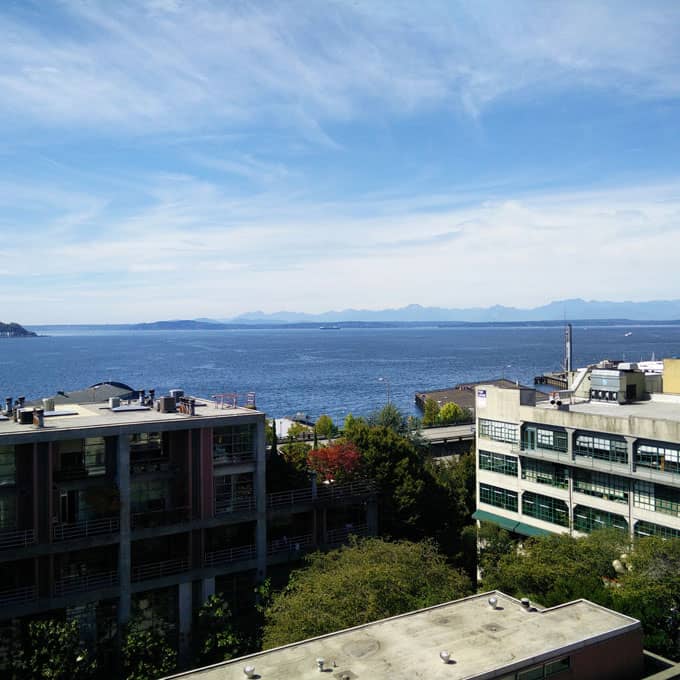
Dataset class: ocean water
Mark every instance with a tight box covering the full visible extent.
[1,325,679,422]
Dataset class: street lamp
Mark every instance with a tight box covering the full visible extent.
[378,376,391,405]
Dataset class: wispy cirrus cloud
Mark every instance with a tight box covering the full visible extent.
[1,1,679,138]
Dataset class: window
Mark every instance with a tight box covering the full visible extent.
[214,425,255,462]
[131,479,168,512]
[634,481,680,517]
[479,483,518,512]
[479,419,518,444]
[573,505,627,533]
[523,426,568,452]
[635,520,680,539]
[574,470,628,503]
[0,496,16,530]
[635,441,680,474]
[58,438,106,476]
[574,432,627,464]
[545,657,570,676]
[517,666,543,680]
[522,491,569,527]
[479,450,518,476]
[521,459,569,489]
[0,446,15,486]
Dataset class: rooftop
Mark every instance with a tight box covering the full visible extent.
[166,591,640,680]
[0,386,262,439]
[534,393,680,424]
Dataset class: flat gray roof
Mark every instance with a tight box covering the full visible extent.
[165,592,640,680]
[536,395,680,424]
[0,397,262,438]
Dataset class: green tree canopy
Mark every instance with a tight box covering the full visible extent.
[9,619,96,680]
[314,414,337,439]
[262,538,472,648]
[195,594,244,665]
[437,401,469,425]
[122,620,177,680]
[421,398,440,427]
[369,403,407,433]
[482,529,627,608]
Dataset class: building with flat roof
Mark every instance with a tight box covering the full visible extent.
[474,359,680,540]
[0,384,376,664]
[163,590,672,680]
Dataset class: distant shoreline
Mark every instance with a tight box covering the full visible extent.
[26,318,680,332]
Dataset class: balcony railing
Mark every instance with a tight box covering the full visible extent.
[267,532,314,556]
[213,451,256,466]
[0,584,37,606]
[132,558,189,582]
[267,480,375,510]
[326,523,369,547]
[130,458,174,475]
[204,544,256,568]
[54,570,119,597]
[54,465,106,481]
[53,516,120,542]
[0,528,36,551]
[214,495,256,516]
[131,506,191,530]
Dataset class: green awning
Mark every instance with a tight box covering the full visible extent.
[513,522,552,538]
[472,509,518,532]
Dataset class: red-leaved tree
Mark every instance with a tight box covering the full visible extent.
[307,442,361,482]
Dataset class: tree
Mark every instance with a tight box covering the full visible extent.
[286,422,310,441]
[279,440,311,473]
[437,401,468,425]
[307,441,361,482]
[369,403,407,433]
[314,414,336,439]
[9,619,97,680]
[421,398,440,427]
[262,538,472,648]
[122,621,177,680]
[482,529,626,608]
[195,594,244,665]
[344,420,427,535]
[611,536,680,659]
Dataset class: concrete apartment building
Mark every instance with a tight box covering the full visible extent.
[0,383,376,660]
[474,358,680,540]
[165,591,677,680]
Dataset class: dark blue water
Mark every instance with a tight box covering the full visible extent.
[1,325,678,422]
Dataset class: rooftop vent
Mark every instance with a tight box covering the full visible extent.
[317,657,325,672]
[488,595,498,610]
[169,389,184,400]
[439,651,451,664]
[243,666,256,679]
[158,396,176,414]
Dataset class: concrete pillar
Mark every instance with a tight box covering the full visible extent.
[178,581,193,663]
[366,499,379,537]
[117,434,131,626]
[565,427,575,461]
[201,577,216,603]
[625,436,637,538]
[254,417,267,581]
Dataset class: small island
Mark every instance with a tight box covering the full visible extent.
[0,322,37,338]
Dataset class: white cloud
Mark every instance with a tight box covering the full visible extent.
[0,1,678,135]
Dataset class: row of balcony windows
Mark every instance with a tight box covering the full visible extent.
[0,524,371,608]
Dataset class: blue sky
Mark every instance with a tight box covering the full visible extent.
[2,0,680,323]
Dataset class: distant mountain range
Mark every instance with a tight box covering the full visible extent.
[221,299,680,324]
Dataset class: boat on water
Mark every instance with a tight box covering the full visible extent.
[319,325,341,330]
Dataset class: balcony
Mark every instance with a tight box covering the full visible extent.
[132,557,189,582]
[0,528,36,551]
[0,584,37,607]
[54,570,119,597]
[316,480,375,501]
[267,532,314,556]
[131,506,191,530]
[326,523,369,547]
[204,544,256,569]
[213,451,256,466]
[214,495,256,517]
[52,516,120,542]
[130,458,174,475]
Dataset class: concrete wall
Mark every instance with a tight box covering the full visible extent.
[664,359,680,394]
